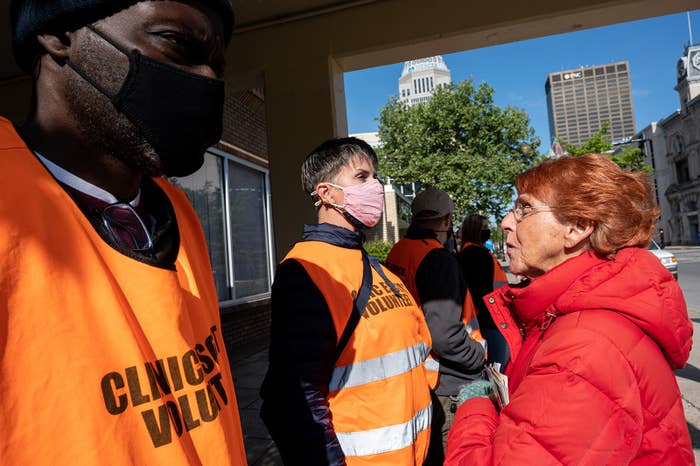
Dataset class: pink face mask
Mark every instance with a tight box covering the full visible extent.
[313,178,385,228]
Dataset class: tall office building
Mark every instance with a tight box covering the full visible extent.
[545,61,636,146]
[399,56,452,106]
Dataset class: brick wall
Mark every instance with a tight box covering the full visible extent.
[217,89,268,162]
[221,299,271,360]
[216,88,272,358]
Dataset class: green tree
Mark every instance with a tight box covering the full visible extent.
[377,79,542,220]
[364,240,393,262]
[559,123,652,172]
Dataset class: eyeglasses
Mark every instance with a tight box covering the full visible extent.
[100,202,155,258]
[510,202,560,223]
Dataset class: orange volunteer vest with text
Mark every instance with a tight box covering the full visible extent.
[285,241,434,465]
[0,117,247,465]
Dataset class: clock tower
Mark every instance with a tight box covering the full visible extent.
[675,45,700,111]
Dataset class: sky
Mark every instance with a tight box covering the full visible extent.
[345,10,700,151]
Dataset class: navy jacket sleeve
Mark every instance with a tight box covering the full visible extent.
[415,249,485,374]
[260,259,345,466]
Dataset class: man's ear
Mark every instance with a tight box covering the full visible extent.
[564,221,595,249]
[35,31,73,62]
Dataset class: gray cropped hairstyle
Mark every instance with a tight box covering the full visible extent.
[301,137,378,196]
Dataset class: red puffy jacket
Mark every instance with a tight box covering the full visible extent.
[445,248,694,465]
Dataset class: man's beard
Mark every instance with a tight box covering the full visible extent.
[64,36,164,177]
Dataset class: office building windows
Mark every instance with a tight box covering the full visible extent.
[399,56,452,106]
[546,61,635,146]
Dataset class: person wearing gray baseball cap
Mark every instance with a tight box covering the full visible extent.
[1,1,247,464]
[409,186,454,222]
[386,187,486,465]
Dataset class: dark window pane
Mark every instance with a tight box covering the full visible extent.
[172,154,229,301]
[228,161,270,298]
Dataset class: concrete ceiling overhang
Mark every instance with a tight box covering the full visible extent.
[227,0,700,73]
[0,0,368,81]
[3,0,700,83]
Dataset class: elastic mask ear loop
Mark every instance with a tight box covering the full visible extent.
[310,183,345,209]
[65,60,113,98]
[65,24,130,99]
[310,184,365,229]
[85,24,131,55]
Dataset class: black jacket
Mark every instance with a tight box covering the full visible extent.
[260,223,364,466]
[406,225,485,396]
[456,243,496,331]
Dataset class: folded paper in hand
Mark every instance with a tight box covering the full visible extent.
[485,363,509,410]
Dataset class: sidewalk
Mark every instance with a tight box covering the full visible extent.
[230,279,700,465]
[675,308,700,464]
[230,347,281,466]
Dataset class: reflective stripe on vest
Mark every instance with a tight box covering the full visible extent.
[330,341,431,391]
[465,316,487,352]
[424,357,440,373]
[336,403,433,457]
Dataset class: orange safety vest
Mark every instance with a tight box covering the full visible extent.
[0,117,247,465]
[385,238,443,303]
[386,238,486,359]
[459,241,508,323]
[285,241,434,465]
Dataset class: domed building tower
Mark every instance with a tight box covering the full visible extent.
[399,56,452,107]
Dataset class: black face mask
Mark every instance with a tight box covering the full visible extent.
[67,25,225,177]
[480,229,491,244]
[443,223,457,251]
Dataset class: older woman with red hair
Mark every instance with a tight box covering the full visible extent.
[445,154,693,465]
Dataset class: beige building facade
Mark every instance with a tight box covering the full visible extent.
[665,44,700,245]
[636,44,700,245]
[662,104,700,245]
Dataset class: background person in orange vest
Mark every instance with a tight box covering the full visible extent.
[457,214,510,367]
[260,137,435,465]
[385,187,486,466]
[1,1,247,464]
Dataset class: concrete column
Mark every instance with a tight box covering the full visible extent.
[263,55,348,260]
[384,187,400,244]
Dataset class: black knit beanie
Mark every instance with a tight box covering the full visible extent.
[10,0,235,73]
